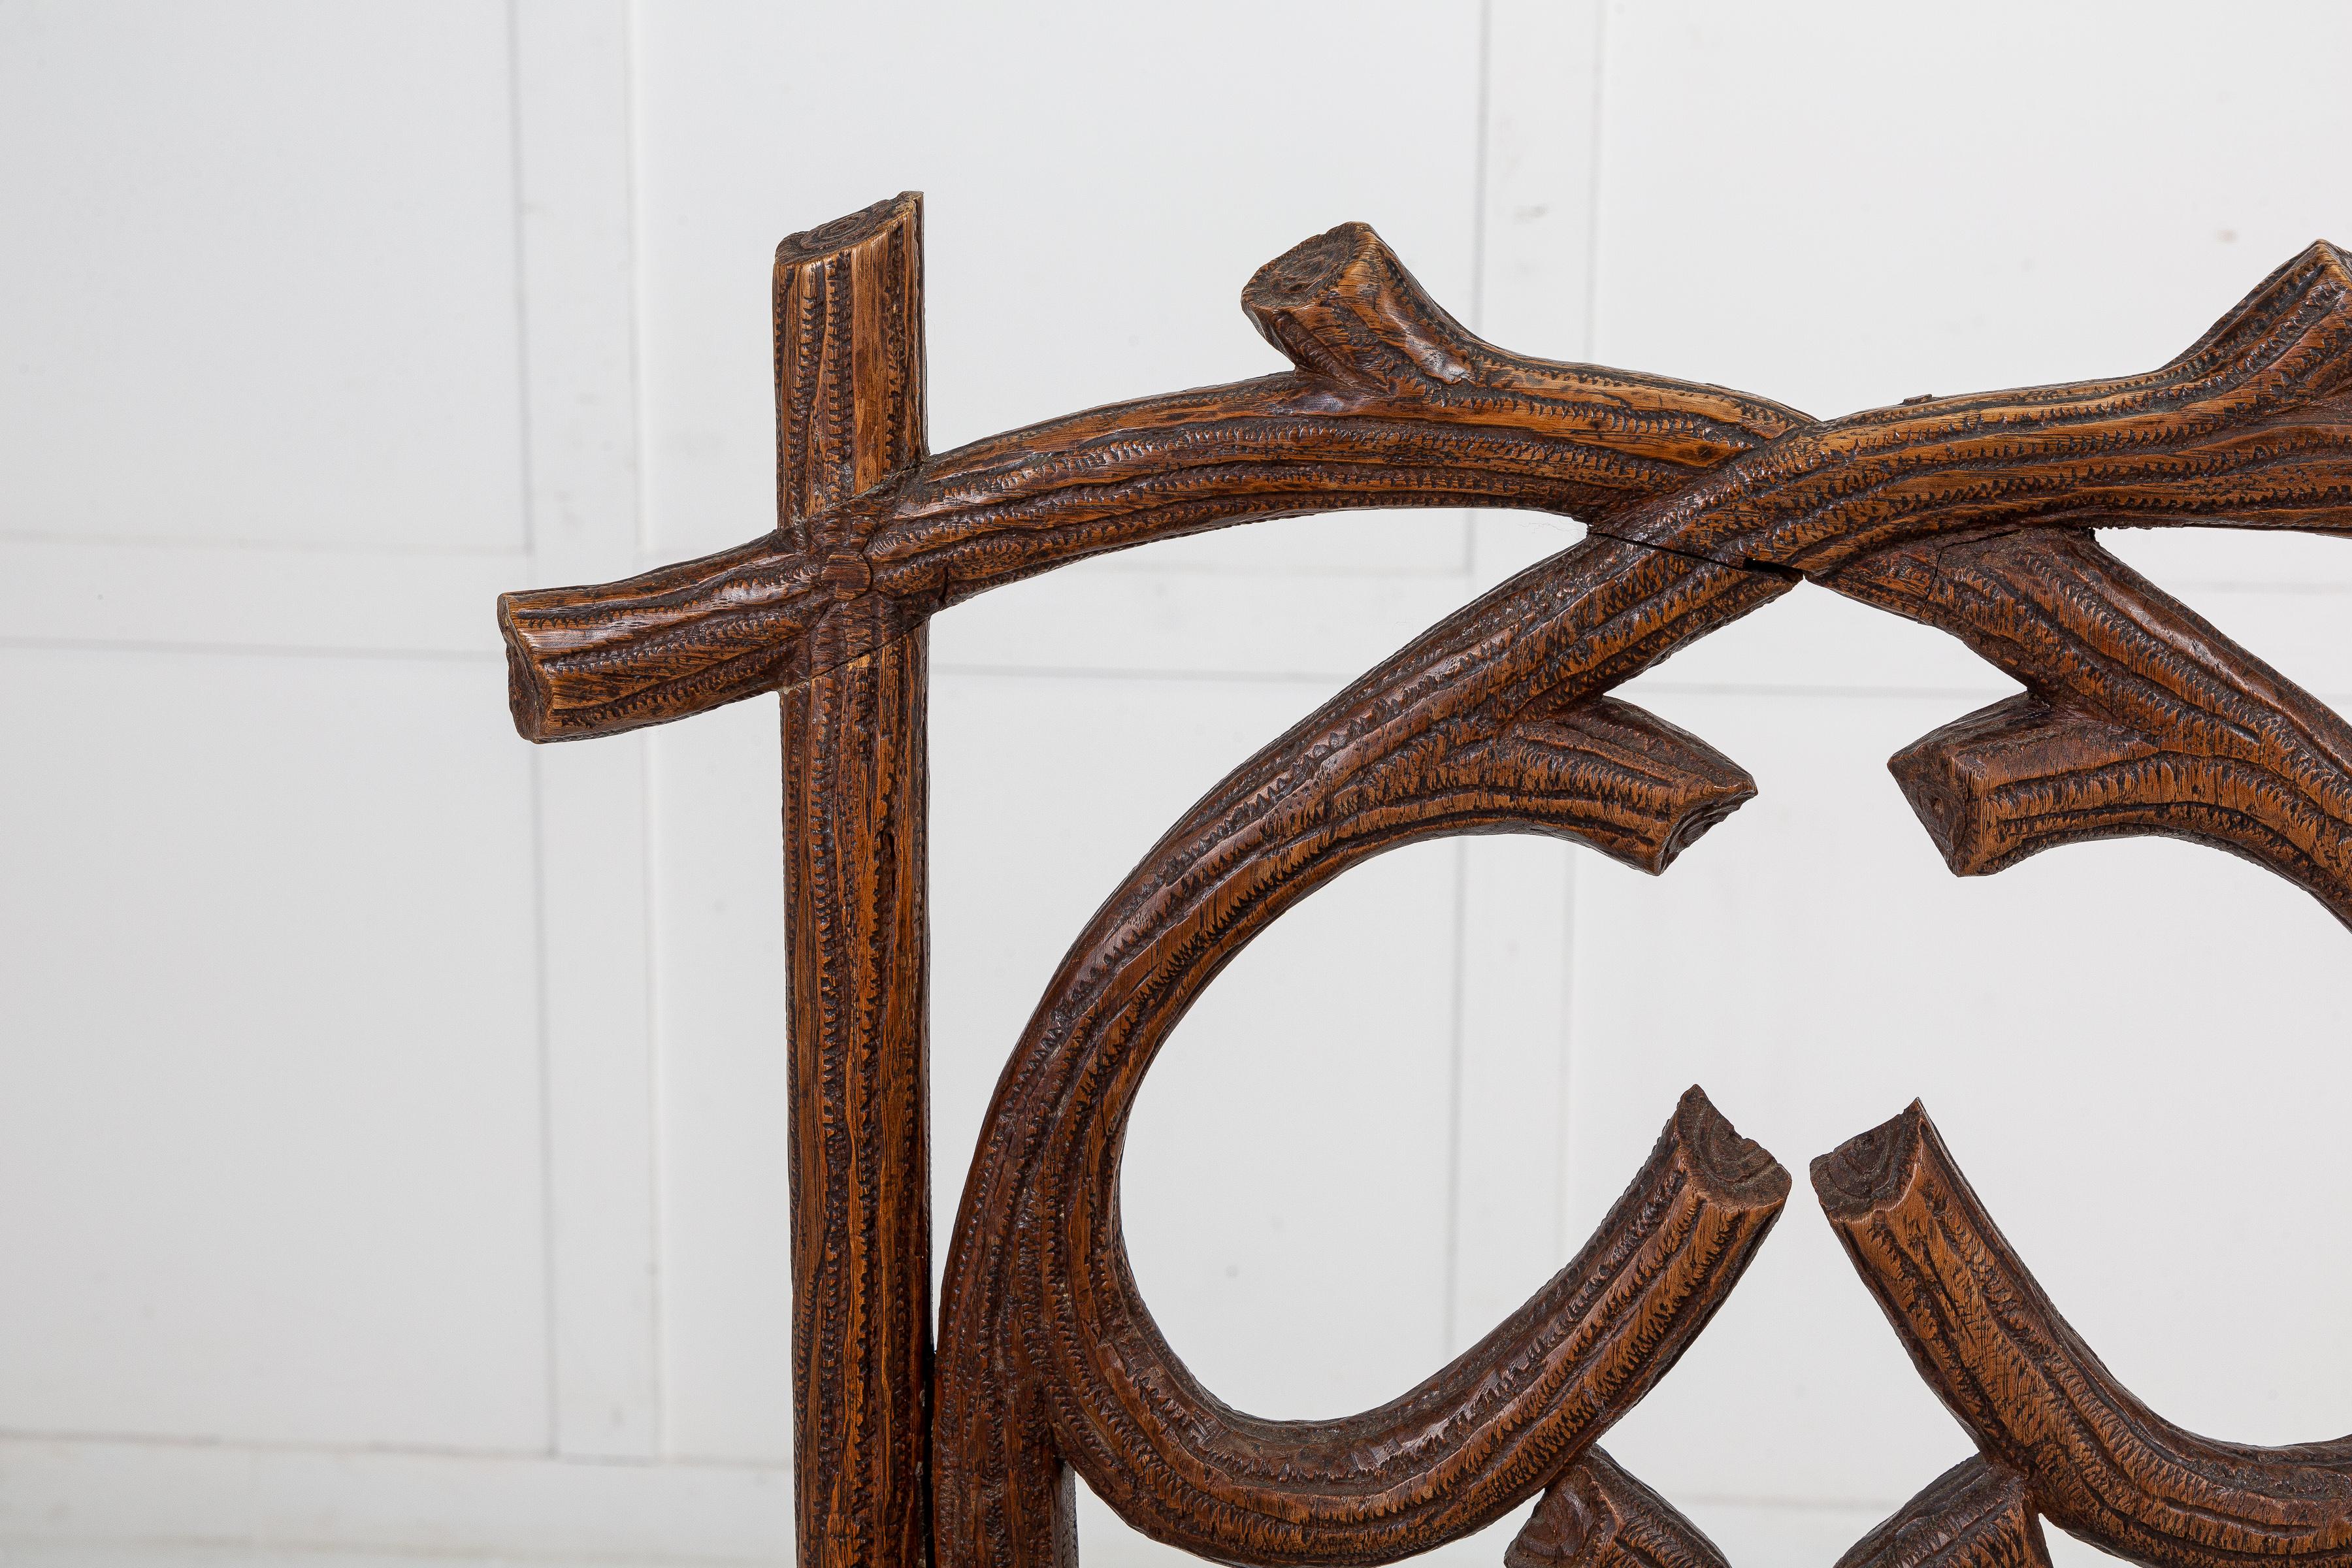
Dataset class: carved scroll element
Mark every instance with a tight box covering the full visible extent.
[939,1074,1784,1568]
[932,523,1801,1568]
[1823,526,2352,926]
[1817,1105,2352,1568]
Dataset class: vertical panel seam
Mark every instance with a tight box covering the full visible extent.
[506,0,563,1456]
[527,742,562,1457]
[1579,1,1611,361]
[613,0,666,1454]
[504,0,538,555]
[1462,0,1495,579]
[625,0,655,561]
[1440,839,1471,1356]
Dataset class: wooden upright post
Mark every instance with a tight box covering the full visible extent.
[774,193,931,1568]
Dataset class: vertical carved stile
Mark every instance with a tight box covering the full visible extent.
[776,192,932,1568]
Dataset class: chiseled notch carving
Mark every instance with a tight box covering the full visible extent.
[1818,1105,2352,1568]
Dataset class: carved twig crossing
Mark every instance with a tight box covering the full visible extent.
[498,221,1803,741]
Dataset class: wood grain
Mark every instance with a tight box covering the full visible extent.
[1825,526,2352,926]
[940,1075,1784,1568]
[497,221,1803,742]
[1832,1456,2051,1568]
[1609,241,2352,576]
[1818,1104,2352,1568]
[1507,1448,1735,1568]
[772,193,932,1568]
[930,521,1801,1568]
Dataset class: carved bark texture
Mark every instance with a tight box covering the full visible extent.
[1823,526,2352,926]
[1817,1105,2352,1568]
[1609,241,2352,576]
[940,1070,1784,1568]
[772,195,933,1568]
[928,528,1800,1568]
[494,197,2352,1568]
[498,222,1805,741]
[1507,1447,1735,1568]
[1833,1456,2051,1568]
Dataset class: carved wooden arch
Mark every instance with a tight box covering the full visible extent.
[498,193,2352,1568]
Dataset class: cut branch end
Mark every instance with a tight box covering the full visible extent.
[1243,221,1479,392]
[1810,1100,1930,1220]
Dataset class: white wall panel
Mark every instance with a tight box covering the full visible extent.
[1591,1,2352,423]
[1566,689,2352,1516]
[647,696,794,1465]
[0,1432,788,1565]
[630,0,1486,576]
[0,1,527,551]
[512,0,664,1462]
[0,648,547,1451]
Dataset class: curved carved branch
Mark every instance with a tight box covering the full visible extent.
[934,533,1799,1568]
[941,1079,1782,1568]
[498,221,1802,740]
[1614,242,2352,574]
[1507,1447,1734,1568]
[1815,1104,2352,1568]
[1822,525,2352,926]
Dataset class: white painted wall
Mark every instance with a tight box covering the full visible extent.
[4,3,2349,1564]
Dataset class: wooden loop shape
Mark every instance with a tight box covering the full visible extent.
[939,1075,1784,1568]
[1817,1105,2352,1568]
[930,505,1808,1568]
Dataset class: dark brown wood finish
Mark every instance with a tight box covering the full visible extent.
[941,1052,1785,1566]
[1825,525,2352,923]
[497,195,2352,1568]
[1818,1105,2352,1568]
[1503,1447,1737,1568]
[1831,1456,2054,1568]
[497,221,1805,743]
[773,193,934,1568]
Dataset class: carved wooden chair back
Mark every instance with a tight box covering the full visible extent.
[501,194,2352,1568]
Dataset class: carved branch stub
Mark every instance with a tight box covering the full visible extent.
[496,196,2352,1568]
